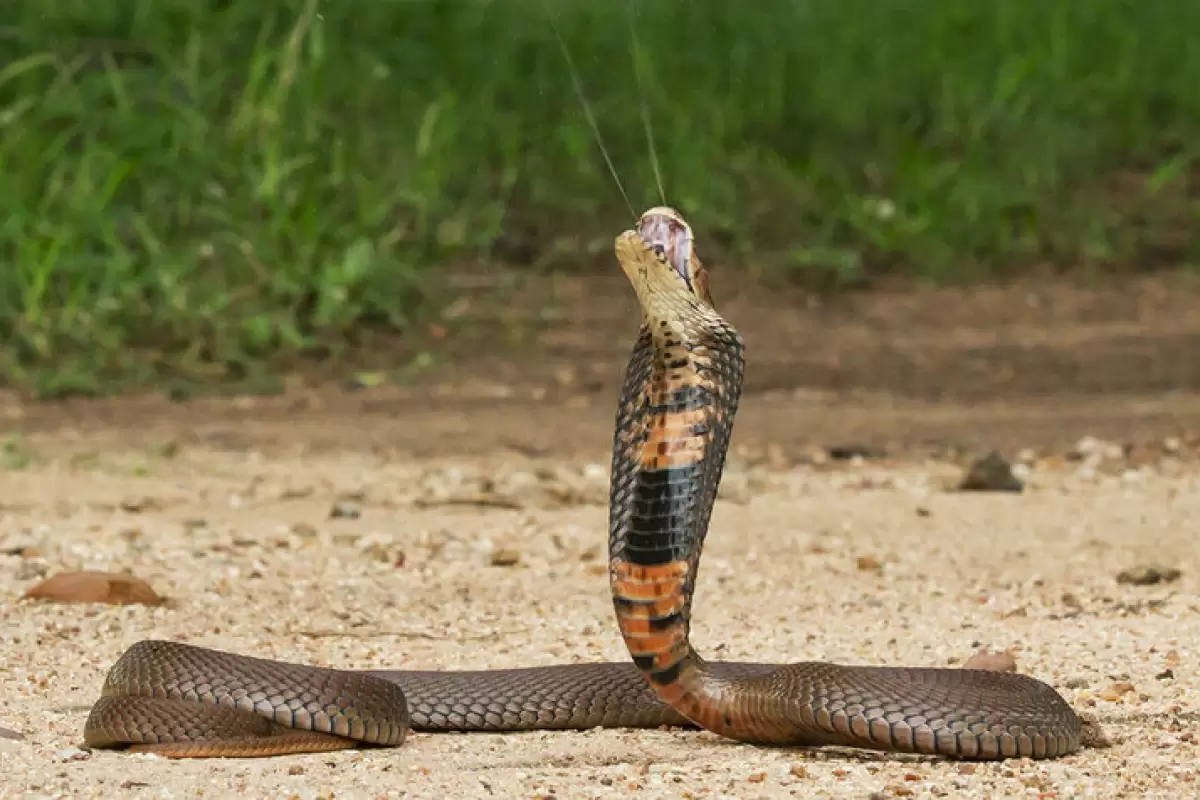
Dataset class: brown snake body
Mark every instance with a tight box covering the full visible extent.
[83,208,1083,759]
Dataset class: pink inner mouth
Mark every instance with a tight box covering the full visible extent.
[636,212,693,290]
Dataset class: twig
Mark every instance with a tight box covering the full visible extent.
[412,493,525,511]
[291,627,527,642]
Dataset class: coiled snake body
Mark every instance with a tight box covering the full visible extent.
[83,208,1083,760]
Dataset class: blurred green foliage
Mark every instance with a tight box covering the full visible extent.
[1,0,1196,392]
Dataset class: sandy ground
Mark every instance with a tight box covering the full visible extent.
[1,441,1196,799]
[2,275,1200,798]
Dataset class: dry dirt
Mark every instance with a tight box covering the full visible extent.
[1,275,1199,799]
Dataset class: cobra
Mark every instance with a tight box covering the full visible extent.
[83,208,1083,760]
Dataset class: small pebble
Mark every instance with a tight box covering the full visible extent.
[958,451,1024,493]
[329,500,362,519]
[56,747,91,762]
[1116,565,1182,586]
[490,547,522,567]
[291,522,319,539]
[856,555,883,572]
[1099,682,1136,702]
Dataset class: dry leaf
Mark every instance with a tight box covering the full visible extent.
[22,571,165,606]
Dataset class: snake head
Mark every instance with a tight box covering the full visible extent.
[620,206,715,308]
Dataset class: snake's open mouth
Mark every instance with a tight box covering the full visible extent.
[636,207,694,291]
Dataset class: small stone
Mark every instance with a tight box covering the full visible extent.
[490,547,521,567]
[362,542,391,562]
[56,746,91,761]
[1116,565,1181,586]
[827,444,884,461]
[291,522,319,539]
[288,765,305,775]
[1070,436,1103,460]
[958,451,1023,493]
[963,649,1018,673]
[120,496,159,513]
[329,500,362,519]
[856,555,883,572]
[1099,682,1135,702]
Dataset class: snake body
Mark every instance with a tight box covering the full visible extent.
[83,207,1083,760]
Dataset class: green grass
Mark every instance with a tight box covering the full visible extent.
[2,0,1198,393]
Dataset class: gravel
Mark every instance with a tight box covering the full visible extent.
[1,445,1196,799]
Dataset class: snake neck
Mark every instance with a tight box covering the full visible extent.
[609,305,750,738]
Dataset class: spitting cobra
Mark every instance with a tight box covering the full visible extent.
[83,207,1083,760]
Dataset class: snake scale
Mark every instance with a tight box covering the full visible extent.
[83,207,1083,760]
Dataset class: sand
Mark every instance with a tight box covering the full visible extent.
[1,434,1196,800]
[4,273,1200,797]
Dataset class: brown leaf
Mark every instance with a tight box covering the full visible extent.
[22,571,165,606]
